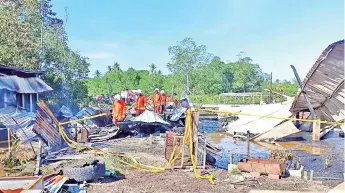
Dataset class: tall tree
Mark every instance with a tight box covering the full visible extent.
[107,65,112,72]
[228,52,263,92]
[113,62,121,72]
[167,37,212,94]
[149,63,157,74]
[94,70,101,77]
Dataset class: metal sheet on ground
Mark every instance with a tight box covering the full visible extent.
[227,101,293,135]
[253,121,300,141]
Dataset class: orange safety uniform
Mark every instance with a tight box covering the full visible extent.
[160,94,167,113]
[170,96,178,106]
[112,100,127,124]
[135,94,147,116]
[152,92,161,114]
[161,94,167,105]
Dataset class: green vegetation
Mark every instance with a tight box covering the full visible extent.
[0,0,298,107]
[0,0,89,107]
[87,38,298,98]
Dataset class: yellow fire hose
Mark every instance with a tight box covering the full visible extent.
[55,106,342,184]
[57,108,215,184]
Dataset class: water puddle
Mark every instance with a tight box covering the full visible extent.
[276,142,326,155]
[205,132,268,169]
[200,120,343,178]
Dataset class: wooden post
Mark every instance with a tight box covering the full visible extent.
[203,138,207,171]
[192,111,200,166]
[246,130,250,157]
[7,128,10,156]
[312,120,321,141]
[35,140,41,176]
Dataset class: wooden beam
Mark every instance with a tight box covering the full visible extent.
[291,65,317,119]
[192,111,200,166]
[312,120,321,141]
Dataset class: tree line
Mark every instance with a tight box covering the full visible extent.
[0,0,298,108]
[87,38,298,98]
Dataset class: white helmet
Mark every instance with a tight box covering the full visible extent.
[114,94,121,100]
[160,90,164,94]
[137,89,142,94]
[154,88,159,92]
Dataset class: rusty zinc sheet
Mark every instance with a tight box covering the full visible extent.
[290,40,344,122]
[33,111,61,148]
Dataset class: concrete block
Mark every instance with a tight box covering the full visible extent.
[303,171,309,180]
[250,172,261,178]
[268,174,280,180]
[289,165,304,178]
[228,164,238,173]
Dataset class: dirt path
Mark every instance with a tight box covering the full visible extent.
[86,137,341,193]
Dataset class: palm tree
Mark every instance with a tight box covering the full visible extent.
[113,62,121,72]
[94,70,101,77]
[157,70,162,75]
[107,65,112,72]
[149,63,157,74]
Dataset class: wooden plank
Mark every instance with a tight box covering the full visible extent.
[312,120,321,141]
[192,111,199,166]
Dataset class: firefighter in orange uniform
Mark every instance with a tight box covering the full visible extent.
[151,88,161,114]
[170,94,178,106]
[135,89,147,116]
[112,94,127,126]
[160,90,167,113]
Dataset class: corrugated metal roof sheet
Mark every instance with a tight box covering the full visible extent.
[0,106,37,142]
[290,40,344,122]
[0,75,53,93]
[33,112,61,148]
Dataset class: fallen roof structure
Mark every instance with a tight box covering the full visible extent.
[252,120,300,142]
[290,40,344,123]
[226,100,293,135]
[0,106,36,143]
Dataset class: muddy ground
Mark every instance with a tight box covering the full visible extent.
[86,137,342,193]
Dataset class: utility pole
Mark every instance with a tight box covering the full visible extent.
[39,0,44,70]
[269,72,272,104]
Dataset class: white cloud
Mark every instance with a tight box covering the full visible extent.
[81,52,117,59]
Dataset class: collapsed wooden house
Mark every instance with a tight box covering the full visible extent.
[290,40,344,128]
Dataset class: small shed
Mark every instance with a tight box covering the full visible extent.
[0,65,53,112]
[290,40,344,122]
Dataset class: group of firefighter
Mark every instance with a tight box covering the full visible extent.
[111,88,178,125]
